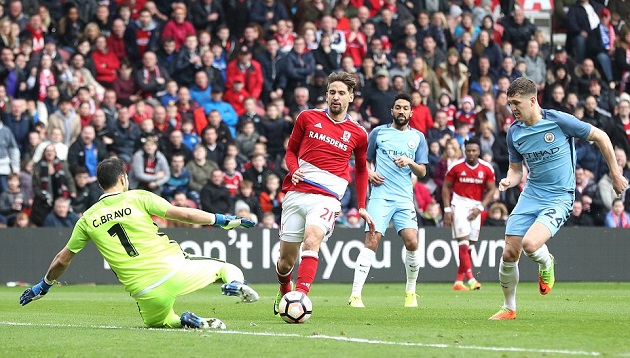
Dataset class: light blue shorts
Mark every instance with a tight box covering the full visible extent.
[365,198,417,236]
[506,194,573,237]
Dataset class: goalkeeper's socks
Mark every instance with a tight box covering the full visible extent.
[296,250,319,295]
[276,262,293,295]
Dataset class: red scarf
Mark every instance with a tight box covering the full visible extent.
[611,211,630,228]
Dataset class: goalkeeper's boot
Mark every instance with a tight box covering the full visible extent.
[488,308,517,320]
[468,279,482,290]
[538,254,555,295]
[180,311,227,329]
[453,281,470,291]
[404,292,418,308]
[221,281,260,303]
[348,295,365,308]
[273,283,294,315]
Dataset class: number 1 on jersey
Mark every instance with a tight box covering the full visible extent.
[108,223,139,257]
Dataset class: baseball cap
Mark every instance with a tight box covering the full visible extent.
[554,45,565,53]
[237,45,251,55]
[315,96,326,105]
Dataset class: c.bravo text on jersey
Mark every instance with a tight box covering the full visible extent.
[92,208,132,227]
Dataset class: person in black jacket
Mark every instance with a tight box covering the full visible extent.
[312,33,339,75]
[255,37,287,106]
[67,125,107,178]
[200,168,232,214]
[123,9,162,68]
[500,8,537,56]
[190,0,225,34]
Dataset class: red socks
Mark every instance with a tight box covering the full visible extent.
[276,264,293,296]
[457,243,472,282]
[296,251,319,295]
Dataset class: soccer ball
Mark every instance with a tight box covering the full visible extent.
[279,291,312,324]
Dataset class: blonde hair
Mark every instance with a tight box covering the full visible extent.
[441,138,463,160]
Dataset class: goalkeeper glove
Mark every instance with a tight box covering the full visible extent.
[20,278,53,306]
[213,214,256,230]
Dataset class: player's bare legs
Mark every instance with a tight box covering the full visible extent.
[400,228,420,307]
[277,241,300,294]
[295,225,325,295]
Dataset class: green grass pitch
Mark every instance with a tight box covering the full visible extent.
[1,283,629,357]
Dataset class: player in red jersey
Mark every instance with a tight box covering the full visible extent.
[442,137,496,291]
[273,71,375,315]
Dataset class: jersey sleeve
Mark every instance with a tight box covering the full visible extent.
[139,190,171,218]
[553,110,592,139]
[366,127,380,162]
[354,129,369,209]
[486,164,496,183]
[506,124,523,163]
[66,218,90,254]
[285,111,306,174]
[414,131,429,164]
[444,164,456,183]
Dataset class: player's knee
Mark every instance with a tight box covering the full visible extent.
[404,240,418,251]
[278,256,296,273]
[501,249,520,262]
[521,240,540,254]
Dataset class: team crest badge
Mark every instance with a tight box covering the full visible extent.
[408,141,416,149]
[342,131,351,143]
[544,132,555,143]
[478,171,484,178]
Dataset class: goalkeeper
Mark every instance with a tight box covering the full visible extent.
[19,157,258,330]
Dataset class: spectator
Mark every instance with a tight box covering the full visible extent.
[259,211,279,228]
[155,37,178,77]
[110,106,140,164]
[437,48,469,106]
[605,198,630,228]
[186,144,219,194]
[163,129,193,164]
[608,97,630,158]
[161,4,195,51]
[406,57,441,103]
[225,45,264,101]
[235,120,260,161]
[250,0,289,32]
[107,18,127,61]
[284,37,315,105]
[57,2,85,53]
[421,35,447,72]
[112,59,139,107]
[566,0,604,63]
[0,172,29,226]
[482,202,508,226]
[4,99,33,155]
[233,199,258,226]
[200,168,232,214]
[498,55,522,83]
[46,97,80,147]
[419,202,443,227]
[409,91,433,136]
[134,51,170,103]
[501,7,537,56]
[92,35,119,88]
[43,197,79,227]
[70,166,100,215]
[12,211,32,227]
[433,139,462,205]
[190,0,226,34]
[256,37,287,106]
[588,79,615,114]
[223,75,250,117]
[288,87,311,119]
[67,125,107,178]
[257,103,291,163]
[565,198,595,226]
[360,69,397,128]
[190,70,213,108]
[313,33,340,75]
[599,148,630,211]
[129,137,170,195]
[344,16,367,68]
[162,152,193,202]
[243,152,271,194]
[175,35,203,88]
[200,50,225,93]
[31,144,75,226]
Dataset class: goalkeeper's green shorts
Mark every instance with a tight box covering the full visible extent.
[133,257,242,328]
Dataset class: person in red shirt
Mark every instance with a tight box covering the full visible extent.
[409,90,434,135]
[92,35,120,87]
[161,4,195,50]
[273,71,375,315]
[225,46,264,101]
[442,137,496,291]
[223,74,251,116]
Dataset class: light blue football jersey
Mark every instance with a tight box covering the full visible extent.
[367,124,428,202]
[506,109,591,199]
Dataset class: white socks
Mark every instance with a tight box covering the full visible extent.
[499,259,519,311]
[526,244,553,270]
[405,249,420,293]
[351,247,375,296]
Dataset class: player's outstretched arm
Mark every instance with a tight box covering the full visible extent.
[588,126,629,195]
[164,205,255,229]
[20,247,75,306]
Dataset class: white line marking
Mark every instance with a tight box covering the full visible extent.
[0,321,605,356]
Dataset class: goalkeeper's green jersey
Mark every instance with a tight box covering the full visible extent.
[66,190,185,295]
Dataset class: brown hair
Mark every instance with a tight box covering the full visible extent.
[506,77,537,98]
[327,71,357,93]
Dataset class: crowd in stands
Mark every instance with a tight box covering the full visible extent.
[0,0,629,229]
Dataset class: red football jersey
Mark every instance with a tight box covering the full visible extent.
[444,159,495,202]
[282,109,369,208]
